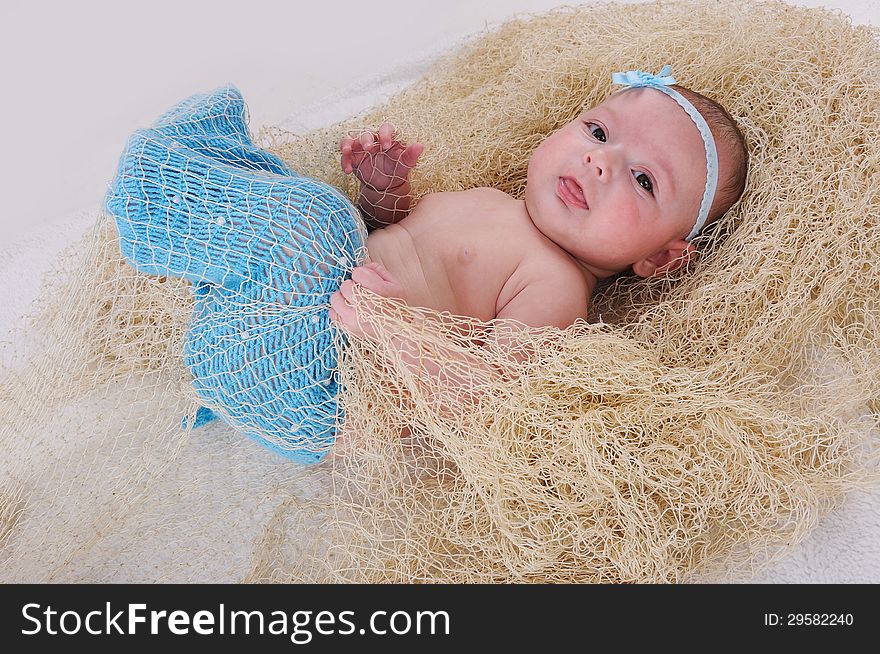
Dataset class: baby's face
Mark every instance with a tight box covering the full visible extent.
[525,88,708,277]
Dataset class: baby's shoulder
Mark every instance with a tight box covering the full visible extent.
[526,252,591,297]
[416,186,513,209]
[501,252,591,327]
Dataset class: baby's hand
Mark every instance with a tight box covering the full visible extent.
[340,123,423,193]
[329,262,405,340]
[350,261,405,301]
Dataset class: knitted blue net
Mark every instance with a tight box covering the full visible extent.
[105,86,367,463]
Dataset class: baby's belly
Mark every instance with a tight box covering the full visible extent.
[365,224,457,313]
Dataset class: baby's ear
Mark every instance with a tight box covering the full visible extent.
[631,240,696,277]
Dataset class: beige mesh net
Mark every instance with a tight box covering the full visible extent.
[1,0,879,583]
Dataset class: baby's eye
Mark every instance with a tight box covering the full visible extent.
[585,122,606,142]
[634,172,654,194]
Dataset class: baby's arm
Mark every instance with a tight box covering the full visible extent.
[340,123,423,230]
[330,272,500,407]
[493,280,589,331]
[330,268,587,404]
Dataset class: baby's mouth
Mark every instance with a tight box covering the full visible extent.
[557,177,589,209]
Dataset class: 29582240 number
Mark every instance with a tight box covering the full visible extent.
[787,614,853,626]
[763,613,854,626]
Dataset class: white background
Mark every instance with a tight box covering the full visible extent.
[0,0,876,245]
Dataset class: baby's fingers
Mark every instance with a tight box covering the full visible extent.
[329,287,359,334]
[341,137,367,174]
[339,135,355,152]
[351,265,386,293]
[401,142,424,170]
[342,138,372,175]
[338,279,357,304]
[340,138,354,174]
[357,130,380,153]
[363,261,397,284]
[351,263,403,300]
[378,122,396,150]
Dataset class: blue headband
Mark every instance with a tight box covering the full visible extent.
[611,65,718,241]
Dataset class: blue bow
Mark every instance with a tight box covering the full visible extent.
[611,64,676,89]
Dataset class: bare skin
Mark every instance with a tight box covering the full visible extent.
[330,87,730,341]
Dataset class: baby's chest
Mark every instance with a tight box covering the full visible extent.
[410,209,531,320]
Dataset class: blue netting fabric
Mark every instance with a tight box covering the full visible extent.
[105,86,367,463]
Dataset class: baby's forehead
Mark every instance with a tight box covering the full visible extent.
[580,89,706,151]
[584,88,677,117]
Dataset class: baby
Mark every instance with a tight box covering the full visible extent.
[329,66,748,341]
[106,66,748,463]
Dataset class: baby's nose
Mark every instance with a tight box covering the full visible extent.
[583,148,618,180]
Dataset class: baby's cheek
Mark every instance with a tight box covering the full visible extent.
[525,149,553,201]
[617,195,642,225]
[527,142,552,176]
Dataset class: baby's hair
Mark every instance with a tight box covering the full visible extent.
[671,85,749,226]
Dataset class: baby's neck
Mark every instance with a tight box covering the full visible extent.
[517,198,602,295]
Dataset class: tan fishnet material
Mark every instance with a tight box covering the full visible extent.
[1,0,879,582]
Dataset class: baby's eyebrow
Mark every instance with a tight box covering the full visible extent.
[582,104,616,122]
[596,104,617,121]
